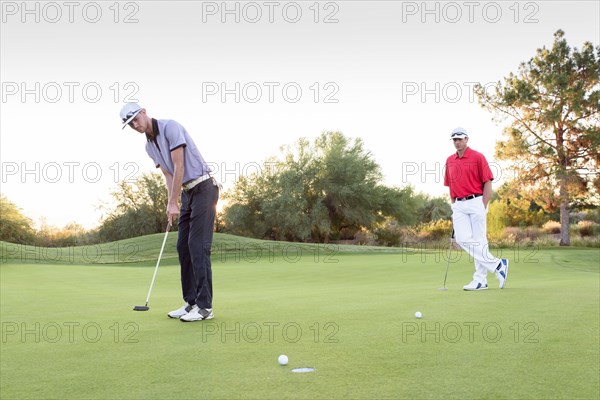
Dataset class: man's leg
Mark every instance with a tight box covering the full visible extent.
[452,201,479,276]
[176,190,198,305]
[469,198,501,282]
[452,200,498,285]
[188,180,219,309]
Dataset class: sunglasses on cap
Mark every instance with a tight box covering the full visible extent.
[123,111,139,123]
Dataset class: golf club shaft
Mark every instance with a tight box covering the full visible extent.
[442,228,455,289]
[442,238,451,288]
[144,224,171,305]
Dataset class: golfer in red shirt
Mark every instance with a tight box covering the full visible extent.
[444,127,508,290]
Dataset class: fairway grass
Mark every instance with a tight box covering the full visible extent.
[1,234,599,399]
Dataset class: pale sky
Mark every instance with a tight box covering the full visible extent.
[1,1,599,229]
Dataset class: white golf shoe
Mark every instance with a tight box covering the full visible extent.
[167,303,193,319]
[463,280,488,291]
[180,305,214,322]
[496,259,509,288]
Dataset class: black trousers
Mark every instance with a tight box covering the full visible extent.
[177,178,219,309]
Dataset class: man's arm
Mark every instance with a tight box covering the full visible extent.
[482,180,492,209]
[159,166,176,227]
[160,167,173,199]
[164,147,185,226]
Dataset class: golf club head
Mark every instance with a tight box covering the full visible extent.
[133,306,149,311]
[437,288,448,291]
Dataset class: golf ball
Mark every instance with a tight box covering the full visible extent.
[278,355,288,366]
[415,311,423,318]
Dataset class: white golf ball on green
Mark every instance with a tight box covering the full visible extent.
[415,311,423,318]
[278,355,288,366]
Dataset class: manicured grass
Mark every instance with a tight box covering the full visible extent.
[1,235,598,399]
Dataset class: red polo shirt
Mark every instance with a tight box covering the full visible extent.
[444,147,494,199]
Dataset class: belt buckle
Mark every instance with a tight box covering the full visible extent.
[183,178,198,191]
[184,174,209,191]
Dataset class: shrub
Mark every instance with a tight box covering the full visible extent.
[416,219,453,241]
[583,209,600,224]
[373,219,409,247]
[503,227,542,242]
[542,220,561,234]
[575,220,600,237]
[354,229,377,246]
[570,236,600,248]
[487,201,509,240]
[373,229,400,247]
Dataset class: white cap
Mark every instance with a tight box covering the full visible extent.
[450,127,468,139]
[120,103,142,129]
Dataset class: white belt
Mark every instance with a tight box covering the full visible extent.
[183,174,211,191]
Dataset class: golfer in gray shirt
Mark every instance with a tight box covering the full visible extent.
[121,103,219,321]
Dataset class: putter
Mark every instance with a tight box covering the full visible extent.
[133,223,171,311]
[438,229,455,291]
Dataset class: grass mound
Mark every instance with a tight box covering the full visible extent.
[1,232,407,266]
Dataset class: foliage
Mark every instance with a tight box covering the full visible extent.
[223,132,422,242]
[97,172,170,241]
[542,220,562,234]
[486,200,509,240]
[476,30,600,245]
[416,195,452,223]
[0,195,36,244]
[372,218,405,247]
[36,221,91,247]
[487,182,548,238]
[415,219,453,241]
[501,226,543,243]
[574,220,600,237]
[577,208,600,224]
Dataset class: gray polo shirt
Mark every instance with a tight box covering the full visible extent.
[145,118,210,184]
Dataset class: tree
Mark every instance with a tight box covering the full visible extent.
[492,181,549,227]
[223,132,421,242]
[0,195,36,244]
[224,138,330,242]
[416,195,452,224]
[36,220,89,247]
[97,172,170,241]
[476,30,600,245]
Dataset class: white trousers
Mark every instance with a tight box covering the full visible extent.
[451,197,500,284]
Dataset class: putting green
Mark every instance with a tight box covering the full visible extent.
[1,234,598,399]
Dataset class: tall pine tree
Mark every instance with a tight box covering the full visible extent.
[476,30,599,245]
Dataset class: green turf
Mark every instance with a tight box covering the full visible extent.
[1,234,598,399]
